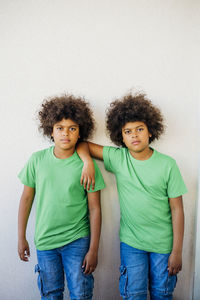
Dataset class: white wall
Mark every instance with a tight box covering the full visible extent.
[194,180,200,299]
[193,102,200,300]
[0,1,199,299]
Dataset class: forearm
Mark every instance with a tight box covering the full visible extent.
[77,142,104,190]
[77,142,93,163]
[18,199,32,239]
[18,188,34,240]
[89,205,101,253]
[171,210,184,254]
[170,200,184,254]
[168,196,184,274]
[77,142,103,160]
[18,186,35,261]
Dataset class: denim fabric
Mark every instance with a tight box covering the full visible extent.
[119,242,177,300]
[35,237,94,300]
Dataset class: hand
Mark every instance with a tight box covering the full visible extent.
[18,238,30,262]
[168,252,182,276]
[80,160,95,191]
[82,250,98,274]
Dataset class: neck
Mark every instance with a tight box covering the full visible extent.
[53,146,75,159]
[129,147,153,161]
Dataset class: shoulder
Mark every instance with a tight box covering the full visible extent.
[18,148,52,185]
[103,145,128,163]
[154,149,176,166]
[29,147,52,163]
[103,146,128,172]
[103,145,126,157]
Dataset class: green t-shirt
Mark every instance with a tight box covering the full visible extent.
[18,146,105,250]
[103,146,187,254]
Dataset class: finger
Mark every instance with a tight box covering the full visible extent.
[168,266,173,276]
[172,269,177,275]
[84,178,87,190]
[26,247,30,257]
[23,249,29,261]
[18,250,24,259]
[84,262,90,274]
[87,179,91,191]
[23,255,29,262]
[82,258,86,268]
[174,267,180,275]
[87,267,94,274]
[80,174,84,185]
[19,253,24,261]
[19,252,23,260]
[92,179,95,191]
[20,252,28,261]
[84,265,90,274]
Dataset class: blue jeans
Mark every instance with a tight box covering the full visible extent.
[119,242,177,300]
[35,237,94,300]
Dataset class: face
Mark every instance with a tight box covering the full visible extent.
[122,121,152,154]
[51,118,80,152]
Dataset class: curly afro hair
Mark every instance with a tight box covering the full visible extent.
[38,94,95,141]
[106,93,164,147]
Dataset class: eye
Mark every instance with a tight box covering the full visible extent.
[69,127,77,132]
[137,127,144,132]
[124,130,131,135]
[57,127,62,130]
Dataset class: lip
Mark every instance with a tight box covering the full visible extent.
[61,139,70,143]
[132,141,140,145]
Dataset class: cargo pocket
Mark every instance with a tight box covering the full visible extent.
[35,264,45,297]
[119,265,128,297]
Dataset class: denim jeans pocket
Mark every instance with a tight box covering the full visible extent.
[119,263,148,297]
[35,262,65,298]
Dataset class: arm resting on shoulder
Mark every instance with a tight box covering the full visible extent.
[77,142,104,190]
[168,195,184,275]
[77,142,104,161]
[82,190,101,274]
[18,185,35,261]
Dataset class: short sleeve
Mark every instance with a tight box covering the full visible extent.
[87,160,105,193]
[18,154,36,188]
[103,146,122,173]
[167,162,187,198]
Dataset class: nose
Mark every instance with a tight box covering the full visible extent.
[62,129,69,136]
[131,130,138,138]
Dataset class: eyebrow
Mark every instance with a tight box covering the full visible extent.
[55,124,79,127]
[123,125,144,131]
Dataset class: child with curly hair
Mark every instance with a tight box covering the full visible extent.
[18,95,105,300]
[77,93,187,300]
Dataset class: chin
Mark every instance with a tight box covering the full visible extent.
[129,146,142,152]
[61,145,72,150]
